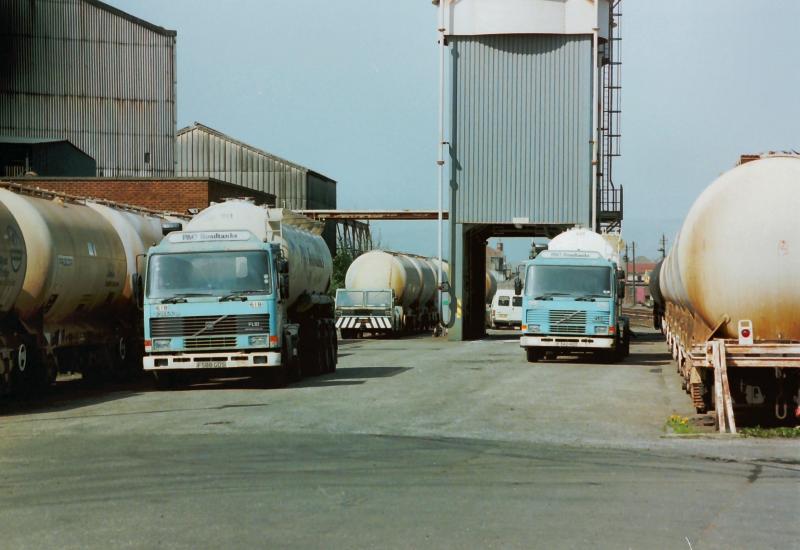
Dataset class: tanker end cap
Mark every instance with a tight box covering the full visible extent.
[162,222,183,236]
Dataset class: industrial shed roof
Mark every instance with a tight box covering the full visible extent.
[177,123,336,185]
[83,0,176,36]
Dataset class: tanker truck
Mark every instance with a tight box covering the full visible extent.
[0,182,179,395]
[659,154,800,423]
[519,227,630,362]
[142,200,336,387]
[334,250,442,338]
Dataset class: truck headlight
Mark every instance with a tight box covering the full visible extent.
[152,338,171,351]
[248,335,269,347]
[594,326,608,334]
[528,324,540,333]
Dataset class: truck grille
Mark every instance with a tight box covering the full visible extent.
[150,314,270,338]
[184,336,237,350]
[526,309,587,334]
[549,310,587,334]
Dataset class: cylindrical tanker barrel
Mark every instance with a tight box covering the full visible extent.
[344,250,423,308]
[410,256,437,307]
[0,199,27,315]
[86,203,166,305]
[485,270,498,304]
[648,259,664,309]
[184,201,332,307]
[661,156,800,340]
[549,227,620,265]
[0,188,130,326]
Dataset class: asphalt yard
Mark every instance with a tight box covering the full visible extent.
[1,329,797,549]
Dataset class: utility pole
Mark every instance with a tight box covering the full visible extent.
[623,244,630,305]
[631,241,637,306]
[658,234,667,260]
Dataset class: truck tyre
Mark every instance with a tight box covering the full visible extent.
[526,349,542,363]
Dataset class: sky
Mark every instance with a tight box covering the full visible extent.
[111,0,800,263]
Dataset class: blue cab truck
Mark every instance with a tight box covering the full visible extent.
[141,200,337,387]
[519,229,629,363]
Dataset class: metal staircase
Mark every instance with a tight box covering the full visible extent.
[597,0,623,233]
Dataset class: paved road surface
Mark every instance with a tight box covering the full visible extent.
[1,331,797,549]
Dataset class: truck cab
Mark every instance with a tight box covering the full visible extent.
[143,230,284,381]
[519,250,629,362]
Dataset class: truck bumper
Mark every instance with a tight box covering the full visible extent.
[519,335,614,350]
[336,316,393,331]
[143,350,282,371]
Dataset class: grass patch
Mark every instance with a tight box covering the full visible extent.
[666,414,697,435]
[740,426,800,438]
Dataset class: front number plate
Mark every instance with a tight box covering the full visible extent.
[557,341,579,348]
[197,361,226,369]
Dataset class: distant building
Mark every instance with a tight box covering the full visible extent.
[0,0,177,177]
[627,262,656,305]
[175,123,336,211]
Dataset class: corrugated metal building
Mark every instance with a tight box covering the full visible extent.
[450,35,592,226]
[0,0,176,177]
[175,123,336,211]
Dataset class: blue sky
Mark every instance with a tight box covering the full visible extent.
[112,0,800,262]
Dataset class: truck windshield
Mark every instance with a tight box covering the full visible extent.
[147,251,272,299]
[524,265,611,298]
[365,291,392,307]
[336,290,364,307]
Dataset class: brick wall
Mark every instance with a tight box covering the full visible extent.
[8,178,275,213]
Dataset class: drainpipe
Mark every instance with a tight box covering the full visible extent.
[436,0,446,328]
[591,26,600,232]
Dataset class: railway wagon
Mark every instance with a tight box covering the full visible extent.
[0,183,181,394]
[658,155,800,426]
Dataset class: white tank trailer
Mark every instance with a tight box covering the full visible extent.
[0,183,182,394]
[336,250,441,337]
[142,200,337,385]
[658,155,800,420]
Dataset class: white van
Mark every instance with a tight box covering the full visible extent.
[490,289,522,328]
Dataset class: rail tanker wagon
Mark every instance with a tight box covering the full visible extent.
[0,183,172,394]
[659,155,800,422]
[335,250,441,338]
[143,200,337,387]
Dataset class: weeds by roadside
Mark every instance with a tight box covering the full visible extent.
[666,414,697,435]
[740,426,800,438]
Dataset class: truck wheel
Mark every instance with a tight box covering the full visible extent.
[526,349,542,363]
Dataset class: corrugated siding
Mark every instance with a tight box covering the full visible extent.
[176,126,336,210]
[0,0,176,177]
[450,35,593,225]
[306,173,336,209]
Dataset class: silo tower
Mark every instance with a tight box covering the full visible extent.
[433,0,623,339]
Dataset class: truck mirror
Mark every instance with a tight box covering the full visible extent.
[277,257,289,274]
[618,279,626,299]
[132,273,144,310]
[514,277,523,295]
[280,273,290,300]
